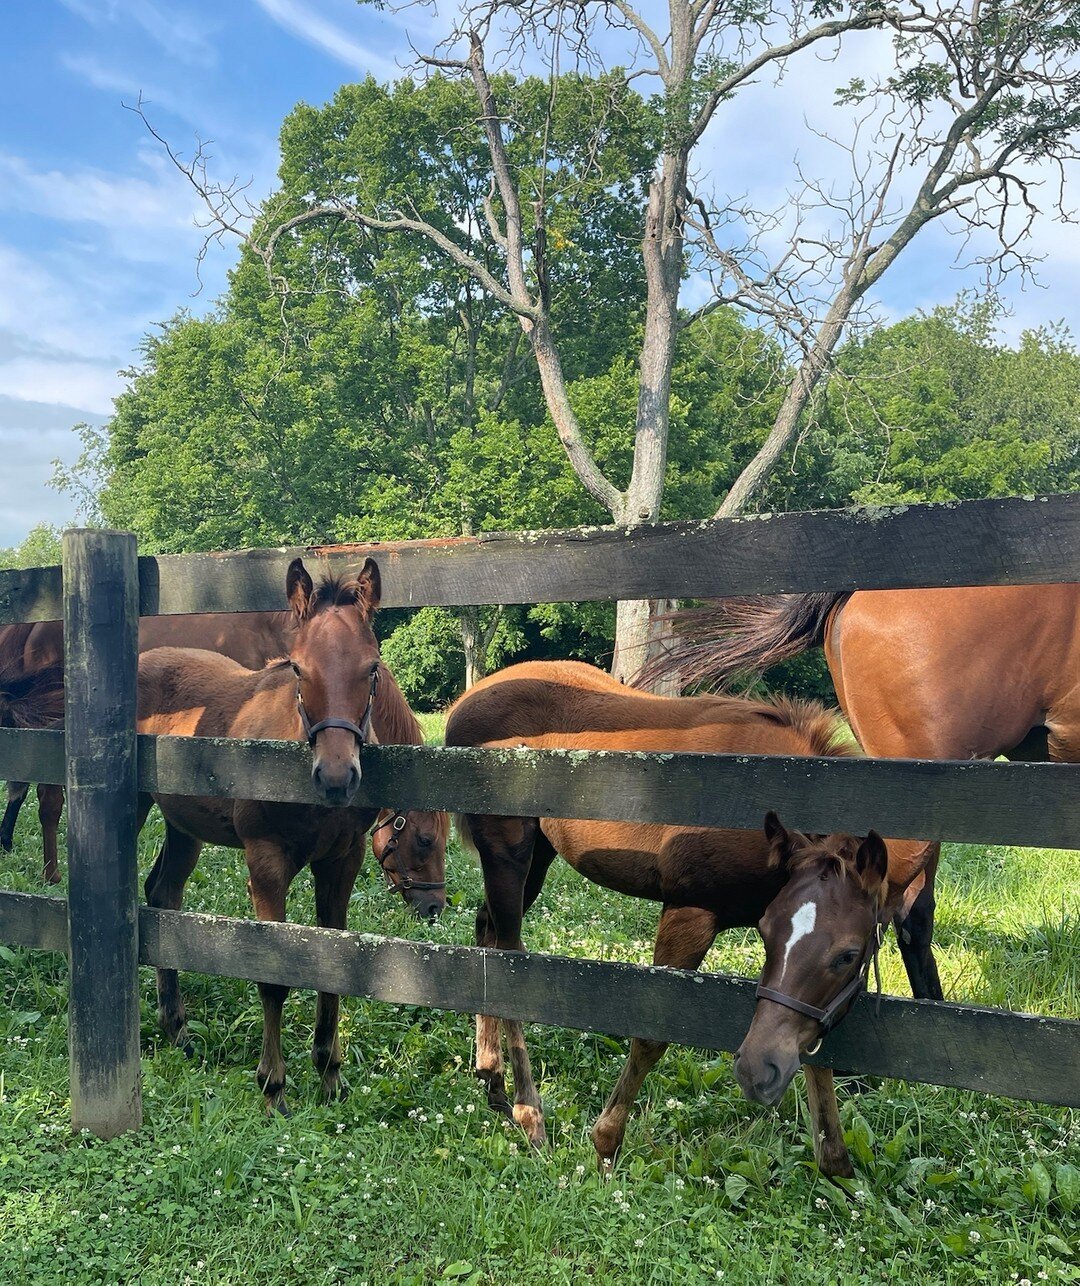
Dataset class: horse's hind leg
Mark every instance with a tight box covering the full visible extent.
[144,822,202,1053]
[894,844,944,1001]
[37,784,64,885]
[311,846,363,1103]
[591,905,719,1172]
[0,781,29,853]
[469,814,547,1144]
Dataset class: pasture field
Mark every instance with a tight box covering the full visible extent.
[0,737,1076,1283]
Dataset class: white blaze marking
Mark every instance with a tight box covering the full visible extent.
[779,901,817,983]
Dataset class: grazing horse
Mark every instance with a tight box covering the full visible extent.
[137,559,447,1112]
[370,808,450,917]
[445,660,892,1177]
[647,582,1080,1000]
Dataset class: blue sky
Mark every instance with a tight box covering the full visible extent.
[2,0,1078,547]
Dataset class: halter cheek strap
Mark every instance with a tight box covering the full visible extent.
[369,812,447,896]
[755,920,885,1051]
[296,663,379,747]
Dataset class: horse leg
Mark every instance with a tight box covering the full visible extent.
[144,822,202,1053]
[469,814,546,1145]
[37,783,64,885]
[0,781,29,853]
[803,1066,853,1179]
[591,904,719,1172]
[311,845,364,1104]
[245,843,300,1114]
[893,844,944,1001]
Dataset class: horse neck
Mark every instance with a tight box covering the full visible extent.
[373,667,423,746]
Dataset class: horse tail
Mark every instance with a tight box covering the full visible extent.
[638,592,849,691]
[0,664,65,731]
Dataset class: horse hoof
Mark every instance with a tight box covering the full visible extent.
[512,1104,547,1148]
[0,836,12,854]
[266,1097,291,1119]
[320,1075,349,1105]
[44,869,61,885]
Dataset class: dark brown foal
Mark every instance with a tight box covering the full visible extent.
[447,659,894,1176]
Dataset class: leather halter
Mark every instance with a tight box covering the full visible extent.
[295,662,379,748]
[755,918,885,1056]
[369,811,447,895]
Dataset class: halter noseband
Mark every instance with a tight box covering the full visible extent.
[755,918,885,1056]
[369,811,447,896]
[296,662,379,748]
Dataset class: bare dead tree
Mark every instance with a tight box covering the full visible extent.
[138,0,1080,684]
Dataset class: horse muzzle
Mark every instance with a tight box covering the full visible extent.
[311,757,362,806]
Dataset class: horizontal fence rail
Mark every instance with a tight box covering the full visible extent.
[2,493,1080,623]
[1,891,1076,1109]
[2,730,1079,849]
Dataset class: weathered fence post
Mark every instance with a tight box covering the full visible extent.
[63,528,142,1136]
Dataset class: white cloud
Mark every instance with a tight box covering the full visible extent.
[0,357,121,416]
[252,0,402,80]
[58,0,219,68]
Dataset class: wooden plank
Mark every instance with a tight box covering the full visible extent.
[0,889,68,953]
[0,727,64,785]
[138,736,1080,849]
[138,907,1080,1107]
[2,494,1079,622]
[63,529,142,1138]
[2,890,1074,1106]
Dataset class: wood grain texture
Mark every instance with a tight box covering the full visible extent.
[139,736,1080,849]
[0,727,64,784]
[63,529,142,1138]
[2,494,1078,622]
[137,907,1080,1108]
[3,892,1074,1105]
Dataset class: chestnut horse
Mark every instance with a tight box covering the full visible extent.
[137,559,447,1112]
[1,610,441,896]
[650,583,1080,1001]
[445,660,891,1177]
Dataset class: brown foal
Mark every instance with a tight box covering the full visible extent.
[446,659,893,1176]
[137,559,446,1112]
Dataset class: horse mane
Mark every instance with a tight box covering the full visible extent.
[309,572,375,617]
[759,694,857,760]
[374,665,424,746]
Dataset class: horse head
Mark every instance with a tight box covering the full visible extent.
[370,808,449,921]
[734,811,888,1106]
[286,557,382,807]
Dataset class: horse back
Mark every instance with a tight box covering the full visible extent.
[137,646,292,739]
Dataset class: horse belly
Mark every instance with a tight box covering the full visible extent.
[541,818,665,901]
[154,794,241,849]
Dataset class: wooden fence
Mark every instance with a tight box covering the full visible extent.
[0,494,1078,1138]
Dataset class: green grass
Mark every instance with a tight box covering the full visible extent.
[0,773,1077,1283]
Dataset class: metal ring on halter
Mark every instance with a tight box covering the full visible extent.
[805,1037,823,1057]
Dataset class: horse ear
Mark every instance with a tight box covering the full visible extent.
[763,811,790,868]
[855,830,888,891]
[356,558,381,613]
[286,559,314,620]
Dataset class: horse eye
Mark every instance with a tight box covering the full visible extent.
[832,949,860,970]
[290,661,302,678]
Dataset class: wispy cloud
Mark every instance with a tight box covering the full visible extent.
[252,0,401,80]
[58,0,219,68]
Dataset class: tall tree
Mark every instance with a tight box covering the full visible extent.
[157,0,1077,680]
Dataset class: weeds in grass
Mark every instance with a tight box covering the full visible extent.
[0,795,1076,1283]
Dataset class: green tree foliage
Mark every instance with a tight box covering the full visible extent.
[0,523,62,570]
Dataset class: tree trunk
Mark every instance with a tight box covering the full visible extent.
[459,607,488,690]
[611,597,680,687]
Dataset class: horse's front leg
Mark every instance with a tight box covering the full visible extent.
[803,1065,853,1178]
[245,841,300,1114]
[311,844,364,1103]
[469,814,546,1146]
[591,904,719,1173]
